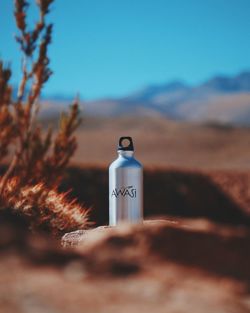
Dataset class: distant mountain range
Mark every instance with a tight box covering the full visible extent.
[41,71,250,126]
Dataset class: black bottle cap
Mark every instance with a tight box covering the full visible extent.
[118,136,134,151]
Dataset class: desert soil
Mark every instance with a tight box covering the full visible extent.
[1,218,250,313]
[71,116,250,169]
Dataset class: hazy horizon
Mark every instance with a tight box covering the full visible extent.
[11,68,250,102]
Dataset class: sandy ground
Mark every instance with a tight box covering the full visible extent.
[70,116,250,170]
[1,219,250,313]
[1,117,250,312]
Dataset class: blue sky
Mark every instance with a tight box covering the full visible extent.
[1,0,250,100]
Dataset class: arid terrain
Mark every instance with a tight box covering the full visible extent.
[71,116,250,169]
[2,116,250,312]
[1,216,250,313]
[1,1,250,311]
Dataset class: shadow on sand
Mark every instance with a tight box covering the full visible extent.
[61,166,250,227]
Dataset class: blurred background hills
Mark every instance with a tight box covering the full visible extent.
[40,71,250,126]
[37,71,250,170]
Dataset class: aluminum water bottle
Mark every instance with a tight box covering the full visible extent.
[109,136,143,226]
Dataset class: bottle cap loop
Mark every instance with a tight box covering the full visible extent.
[118,136,134,151]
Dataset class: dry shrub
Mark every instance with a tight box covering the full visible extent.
[3,178,89,234]
[0,0,89,233]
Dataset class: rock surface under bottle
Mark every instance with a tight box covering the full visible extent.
[1,217,250,313]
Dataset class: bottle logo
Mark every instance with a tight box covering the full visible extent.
[111,185,137,198]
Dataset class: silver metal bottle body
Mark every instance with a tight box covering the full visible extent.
[109,150,143,226]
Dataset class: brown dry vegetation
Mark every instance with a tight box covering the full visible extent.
[0,0,88,233]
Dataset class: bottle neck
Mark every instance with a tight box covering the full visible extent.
[118,150,134,158]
